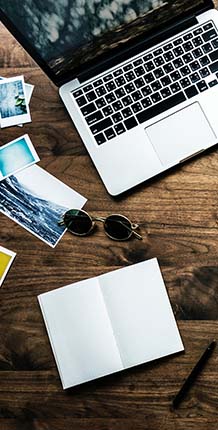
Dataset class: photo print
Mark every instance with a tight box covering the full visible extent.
[0,134,40,181]
[0,165,87,247]
[0,75,31,128]
[0,246,16,287]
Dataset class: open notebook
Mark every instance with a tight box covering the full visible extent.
[38,258,184,389]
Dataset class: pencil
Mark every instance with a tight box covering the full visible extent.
[172,340,216,409]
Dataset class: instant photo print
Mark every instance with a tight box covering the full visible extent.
[0,134,40,181]
[0,246,16,287]
[0,75,31,128]
[0,165,87,247]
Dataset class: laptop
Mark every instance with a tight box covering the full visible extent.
[0,1,218,196]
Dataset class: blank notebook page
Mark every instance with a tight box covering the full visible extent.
[99,259,184,368]
[39,277,123,389]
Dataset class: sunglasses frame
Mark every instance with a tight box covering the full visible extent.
[59,209,142,241]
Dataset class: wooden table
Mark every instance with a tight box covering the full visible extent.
[1,3,218,430]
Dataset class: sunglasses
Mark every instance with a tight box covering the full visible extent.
[58,209,142,241]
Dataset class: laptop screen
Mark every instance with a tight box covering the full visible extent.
[0,1,209,84]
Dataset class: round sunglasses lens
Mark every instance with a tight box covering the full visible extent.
[104,215,132,240]
[63,210,92,235]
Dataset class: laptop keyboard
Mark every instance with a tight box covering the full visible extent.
[72,21,218,145]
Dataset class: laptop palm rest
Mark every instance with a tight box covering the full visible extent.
[145,102,216,166]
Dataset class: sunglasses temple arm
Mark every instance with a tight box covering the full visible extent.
[132,230,143,240]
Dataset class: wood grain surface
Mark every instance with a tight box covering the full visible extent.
[1,2,218,430]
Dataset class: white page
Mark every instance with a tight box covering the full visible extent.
[38,277,123,389]
[99,259,184,368]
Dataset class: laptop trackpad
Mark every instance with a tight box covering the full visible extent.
[145,102,216,166]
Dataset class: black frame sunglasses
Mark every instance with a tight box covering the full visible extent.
[58,209,142,241]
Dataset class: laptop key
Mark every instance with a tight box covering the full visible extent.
[144,61,155,72]
[164,43,173,51]
[185,85,198,98]
[96,98,106,108]
[197,80,208,92]
[144,72,155,83]
[164,63,174,73]
[154,68,164,78]
[135,78,145,88]
[105,128,116,140]
[76,95,87,106]
[151,81,162,91]
[95,133,106,145]
[209,79,218,87]
[137,92,186,123]
[154,56,164,67]
[132,102,142,113]
[125,71,135,81]
[212,38,218,49]
[123,64,133,72]
[122,95,132,106]
[103,106,113,117]
[199,67,209,78]
[114,69,123,77]
[193,48,203,58]
[124,117,138,130]
[86,91,97,102]
[161,76,171,86]
[114,123,126,135]
[141,86,152,96]
[112,100,123,111]
[115,76,126,86]
[173,58,183,68]
[93,79,103,87]
[200,55,210,66]
[190,72,200,83]
[143,53,153,62]
[194,28,203,36]
[106,81,116,91]
[115,88,126,98]
[171,71,181,81]
[202,42,213,53]
[192,36,203,47]
[183,33,193,41]
[141,97,152,108]
[151,92,162,103]
[81,102,96,116]
[125,83,135,93]
[161,87,171,98]
[122,107,132,118]
[135,65,146,76]
[173,46,184,57]
[203,29,217,42]
[180,77,191,88]
[203,22,213,31]
[183,53,193,63]
[164,52,174,62]
[105,93,116,103]
[83,84,93,92]
[90,117,113,134]
[170,82,181,93]
[73,89,83,98]
[103,74,113,82]
[133,59,143,67]
[209,49,218,62]
[132,90,142,101]
[209,61,218,73]
[183,41,193,51]
[96,86,106,96]
[190,61,200,71]
[174,38,183,46]
[180,65,191,76]
[112,112,123,123]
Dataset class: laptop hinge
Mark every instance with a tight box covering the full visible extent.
[78,14,198,84]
